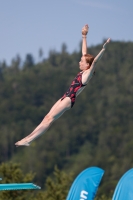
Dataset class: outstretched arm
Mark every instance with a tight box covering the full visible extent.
[82,24,89,55]
[90,38,111,73]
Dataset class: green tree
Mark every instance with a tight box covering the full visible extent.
[23,54,34,69]
[95,195,111,200]
[0,41,133,197]
[0,162,38,200]
[39,166,74,200]
[38,48,44,62]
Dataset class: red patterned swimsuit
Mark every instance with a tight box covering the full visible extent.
[61,72,87,107]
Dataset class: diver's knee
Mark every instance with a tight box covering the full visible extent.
[43,114,54,125]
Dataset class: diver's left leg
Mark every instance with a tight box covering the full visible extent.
[15,97,71,146]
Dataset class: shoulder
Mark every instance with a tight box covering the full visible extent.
[81,69,93,84]
[82,68,91,75]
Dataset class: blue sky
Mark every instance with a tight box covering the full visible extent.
[0,0,133,65]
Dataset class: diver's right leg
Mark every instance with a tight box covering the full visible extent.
[15,97,71,146]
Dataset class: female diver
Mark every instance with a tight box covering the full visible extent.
[15,24,110,146]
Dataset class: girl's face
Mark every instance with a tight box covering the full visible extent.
[79,56,90,71]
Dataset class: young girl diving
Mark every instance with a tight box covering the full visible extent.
[15,24,110,146]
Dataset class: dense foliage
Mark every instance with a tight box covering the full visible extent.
[0,41,133,199]
[0,162,36,200]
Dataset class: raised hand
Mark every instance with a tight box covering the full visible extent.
[82,24,89,35]
[103,38,111,49]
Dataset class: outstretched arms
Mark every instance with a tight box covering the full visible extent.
[90,38,111,73]
[82,24,89,55]
[94,38,110,63]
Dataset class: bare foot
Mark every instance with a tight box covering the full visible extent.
[15,140,30,147]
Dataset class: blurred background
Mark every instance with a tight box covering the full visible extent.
[0,1,133,199]
[0,0,133,64]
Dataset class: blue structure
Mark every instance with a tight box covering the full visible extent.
[112,168,133,200]
[66,167,104,200]
[0,178,41,190]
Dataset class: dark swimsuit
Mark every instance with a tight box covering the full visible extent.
[61,72,87,107]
